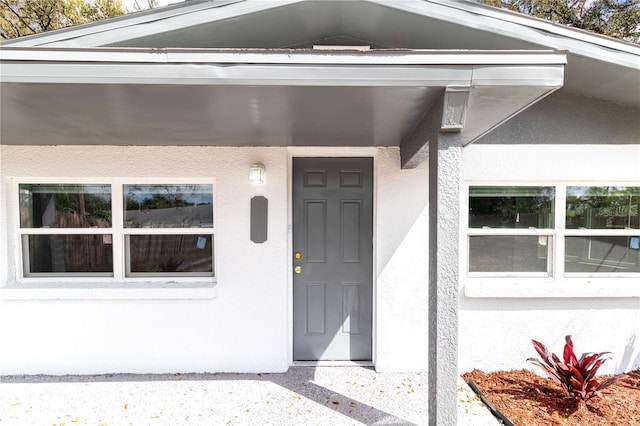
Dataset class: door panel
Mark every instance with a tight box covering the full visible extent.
[293,157,373,361]
[305,200,326,263]
[306,283,326,335]
[341,200,361,263]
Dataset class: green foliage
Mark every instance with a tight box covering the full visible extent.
[480,0,640,43]
[1,0,125,39]
[124,185,204,211]
[54,188,112,224]
[528,335,628,402]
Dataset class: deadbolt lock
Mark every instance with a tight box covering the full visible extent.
[294,252,302,259]
[294,266,302,274]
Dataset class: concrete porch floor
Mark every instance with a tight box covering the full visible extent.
[0,367,499,425]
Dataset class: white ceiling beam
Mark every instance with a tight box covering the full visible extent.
[399,82,561,169]
[440,86,470,133]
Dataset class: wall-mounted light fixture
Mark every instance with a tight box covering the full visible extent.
[249,162,265,183]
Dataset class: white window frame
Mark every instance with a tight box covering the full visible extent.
[13,177,216,285]
[562,185,640,278]
[463,182,640,298]
[465,184,556,278]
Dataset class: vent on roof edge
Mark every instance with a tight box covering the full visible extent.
[313,45,371,52]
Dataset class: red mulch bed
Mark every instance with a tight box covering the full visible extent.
[462,369,640,425]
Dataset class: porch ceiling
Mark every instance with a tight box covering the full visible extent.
[0,49,565,147]
[1,83,439,146]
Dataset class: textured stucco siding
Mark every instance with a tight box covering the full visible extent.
[477,90,640,145]
[461,88,640,376]
[376,148,429,372]
[0,146,290,374]
[460,144,640,375]
[0,145,430,374]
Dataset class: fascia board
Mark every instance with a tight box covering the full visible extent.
[0,49,565,87]
[472,65,565,87]
[0,48,567,65]
[0,62,472,86]
[373,0,640,69]
[0,63,563,87]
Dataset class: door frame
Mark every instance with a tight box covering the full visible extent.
[287,147,378,366]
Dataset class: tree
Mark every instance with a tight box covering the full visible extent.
[1,0,126,39]
[130,0,157,12]
[479,0,640,43]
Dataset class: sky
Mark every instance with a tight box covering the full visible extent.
[121,0,185,12]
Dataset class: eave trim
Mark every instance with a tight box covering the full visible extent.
[0,49,566,87]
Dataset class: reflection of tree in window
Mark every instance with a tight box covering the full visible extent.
[52,185,111,227]
[565,186,640,273]
[566,186,640,230]
[123,184,213,229]
[469,187,554,229]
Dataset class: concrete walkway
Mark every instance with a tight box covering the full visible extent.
[0,367,499,425]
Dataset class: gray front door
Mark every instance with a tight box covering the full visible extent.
[293,157,373,361]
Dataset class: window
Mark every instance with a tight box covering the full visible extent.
[468,186,555,276]
[17,181,215,281]
[19,184,113,277]
[565,186,639,274]
[123,184,214,277]
[467,185,640,278]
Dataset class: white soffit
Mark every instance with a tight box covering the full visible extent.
[0,0,635,107]
[0,49,565,147]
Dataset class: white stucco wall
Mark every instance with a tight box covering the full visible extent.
[0,146,290,374]
[0,145,430,375]
[2,142,637,376]
[375,148,429,372]
[459,144,640,375]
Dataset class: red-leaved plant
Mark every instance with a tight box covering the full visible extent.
[528,335,627,402]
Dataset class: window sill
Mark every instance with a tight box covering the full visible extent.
[0,282,217,300]
[464,279,640,299]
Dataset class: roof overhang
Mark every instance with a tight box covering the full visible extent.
[2,0,635,109]
[0,48,565,150]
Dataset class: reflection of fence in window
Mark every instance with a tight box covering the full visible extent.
[575,206,639,229]
[124,205,213,228]
[128,235,213,274]
[469,235,550,274]
[27,234,113,274]
[565,236,640,273]
[566,188,640,230]
[24,209,113,275]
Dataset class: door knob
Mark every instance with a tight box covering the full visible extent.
[294,266,302,274]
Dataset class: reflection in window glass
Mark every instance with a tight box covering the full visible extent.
[566,186,640,229]
[469,235,551,273]
[127,235,213,275]
[24,234,113,275]
[565,236,640,273]
[19,184,112,228]
[124,184,213,228]
[469,186,554,229]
